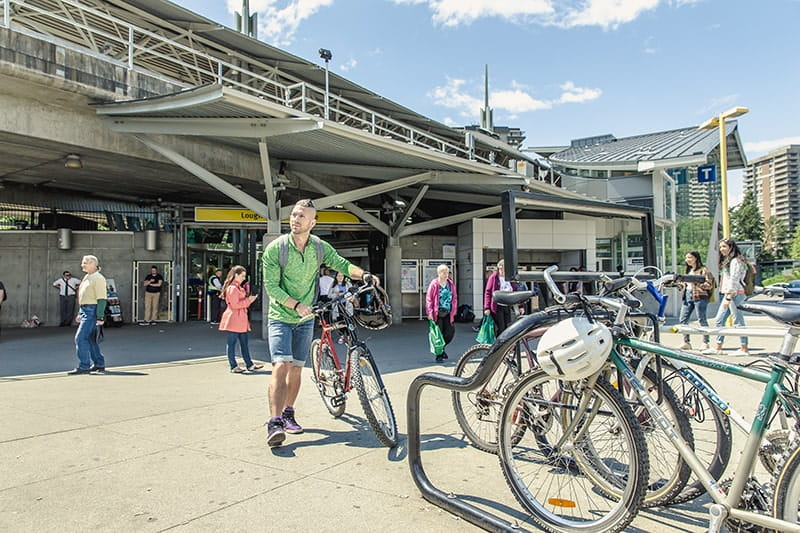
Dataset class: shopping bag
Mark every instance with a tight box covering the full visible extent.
[428,319,445,355]
[475,315,496,344]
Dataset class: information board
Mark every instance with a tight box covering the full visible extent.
[401,260,419,293]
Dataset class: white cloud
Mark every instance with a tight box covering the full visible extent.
[391,0,694,29]
[745,137,800,158]
[228,0,334,46]
[429,77,601,120]
[339,58,358,72]
[393,0,553,26]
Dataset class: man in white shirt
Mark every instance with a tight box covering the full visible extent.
[317,267,334,303]
[53,271,80,326]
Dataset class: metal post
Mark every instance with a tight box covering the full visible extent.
[128,27,134,69]
[3,0,10,28]
[719,115,730,238]
[324,58,330,120]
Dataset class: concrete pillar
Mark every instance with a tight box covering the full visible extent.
[386,237,402,325]
[260,232,282,340]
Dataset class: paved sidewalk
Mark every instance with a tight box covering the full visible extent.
[0,315,791,532]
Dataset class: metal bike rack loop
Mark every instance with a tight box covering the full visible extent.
[406,311,563,532]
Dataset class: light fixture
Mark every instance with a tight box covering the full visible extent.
[64,154,82,169]
[318,48,332,119]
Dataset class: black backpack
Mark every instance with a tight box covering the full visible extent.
[455,304,475,323]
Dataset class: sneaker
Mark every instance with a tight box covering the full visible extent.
[149,321,157,326]
[67,367,91,375]
[282,407,303,434]
[266,418,286,447]
[701,347,722,356]
[89,366,106,372]
[230,366,245,373]
[679,342,692,350]
[138,321,149,326]
[247,363,264,371]
[442,351,449,360]
[730,349,750,357]
[435,355,444,363]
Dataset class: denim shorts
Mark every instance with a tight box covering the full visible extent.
[268,318,315,367]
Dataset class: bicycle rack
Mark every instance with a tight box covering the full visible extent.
[406,311,564,532]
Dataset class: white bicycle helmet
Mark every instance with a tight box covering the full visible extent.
[537,317,612,380]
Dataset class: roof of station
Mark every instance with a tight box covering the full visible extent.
[550,123,748,172]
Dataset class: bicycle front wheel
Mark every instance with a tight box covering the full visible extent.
[498,370,648,533]
[452,344,513,454]
[310,339,346,417]
[772,440,800,525]
[352,347,398,448]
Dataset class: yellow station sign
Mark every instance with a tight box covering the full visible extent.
[194,207,361,224]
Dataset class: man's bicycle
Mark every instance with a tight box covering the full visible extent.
[309,283,398,448]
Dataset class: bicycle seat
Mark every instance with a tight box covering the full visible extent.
[740,301,800,327]
[493,290,535,306]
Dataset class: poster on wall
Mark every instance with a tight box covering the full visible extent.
[442,243,455,259]
[401,260,419,293]
[422,259,455,287]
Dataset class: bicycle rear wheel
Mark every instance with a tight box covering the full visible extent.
[498,370,648,532]
[310,339,346,417]
[772,440,800,525]
[352,347,398,448]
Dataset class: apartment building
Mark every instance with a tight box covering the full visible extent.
[744,145,800,240]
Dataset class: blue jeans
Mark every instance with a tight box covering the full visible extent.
[75,304,105,369]
[267,318,314,367]
[712,293,748,347]
[226,332,254,369]
[678,297,709,344]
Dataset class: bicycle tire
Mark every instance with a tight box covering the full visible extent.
[310,339,346,418]
[623,364,694,508]
[658,361,733,504]
[352,347,398,448]
[772,439,800,525]
[452,343,517,454]
[498,370,648,532]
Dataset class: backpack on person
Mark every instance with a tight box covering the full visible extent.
[741,259,756,297]
[277,233,325,300]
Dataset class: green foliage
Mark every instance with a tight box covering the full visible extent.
[791,224,800,259]
[731,190,763,242]
[676,216,714,259]
[762,216,789,260]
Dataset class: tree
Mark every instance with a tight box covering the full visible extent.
[791,224,800,259]
[731,190,763,242]
[762,216,789,260]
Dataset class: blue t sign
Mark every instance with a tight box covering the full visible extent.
[697,164,716,183]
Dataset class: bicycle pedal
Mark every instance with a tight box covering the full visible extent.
[331,395,346,407]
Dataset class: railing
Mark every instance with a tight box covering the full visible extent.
[1,0,525,169]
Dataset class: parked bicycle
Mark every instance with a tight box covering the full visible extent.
[309,283,398,448]
[496,265,800,532]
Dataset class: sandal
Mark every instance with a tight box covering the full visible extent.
[247,363,264,371]
[230,366,245,373]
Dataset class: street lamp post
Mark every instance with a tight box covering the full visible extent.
[318,48,332,120]
[699,106,749,238]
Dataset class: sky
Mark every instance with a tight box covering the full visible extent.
[171,0,800,204]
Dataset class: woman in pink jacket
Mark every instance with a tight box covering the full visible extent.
[426,263,457,363]
[219,265,263,373]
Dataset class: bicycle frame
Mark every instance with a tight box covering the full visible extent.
[613,336,800,532]
[316,313,355,394]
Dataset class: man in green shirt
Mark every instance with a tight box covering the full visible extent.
[262,199,374,447]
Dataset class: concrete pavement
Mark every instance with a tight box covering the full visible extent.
[0,315,792,532]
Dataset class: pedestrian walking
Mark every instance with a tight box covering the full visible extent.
[52,271,80,326]
[68,255,107,374]
[262,199,374,447]
[426,263,457,363]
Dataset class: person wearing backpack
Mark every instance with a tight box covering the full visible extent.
[677,251,714,351]
[261,199,375,447]
[703,238,749,356]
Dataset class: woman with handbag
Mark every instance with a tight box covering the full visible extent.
[676,251,714,351]
[426,264,457,363]
[219,265,264,373]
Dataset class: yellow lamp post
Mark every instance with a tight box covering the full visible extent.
[699,106,749,238]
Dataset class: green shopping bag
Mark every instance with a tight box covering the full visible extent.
[475,315,496,344]
[428,319,446,355]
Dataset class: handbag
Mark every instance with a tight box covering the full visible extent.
[428,319,446,355]
[475,315,496,344]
